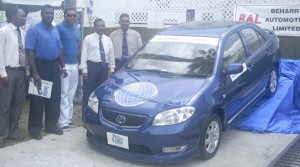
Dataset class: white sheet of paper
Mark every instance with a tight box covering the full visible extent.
[28,78,53,98]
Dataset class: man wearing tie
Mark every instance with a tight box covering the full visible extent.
[79,18,115,112]
[0,7,27,148]
[110,13,142,71]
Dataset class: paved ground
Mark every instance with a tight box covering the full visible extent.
[0,127,297,167]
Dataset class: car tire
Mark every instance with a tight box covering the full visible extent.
[265,67,278,97]
[199,113,222,160]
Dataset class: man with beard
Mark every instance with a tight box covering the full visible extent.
[25,5,68,140]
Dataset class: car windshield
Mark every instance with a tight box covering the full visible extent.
[126,35,219,77]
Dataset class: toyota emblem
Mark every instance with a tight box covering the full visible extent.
[116,115,126,124]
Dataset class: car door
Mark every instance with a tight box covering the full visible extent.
[240,27,271,96]
[219,32,254,124]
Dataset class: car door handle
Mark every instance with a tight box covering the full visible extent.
[266,49,271,56]
[248,64,254,71]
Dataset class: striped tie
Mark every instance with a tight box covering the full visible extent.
[99,36,106,68]
[17,28,25,66]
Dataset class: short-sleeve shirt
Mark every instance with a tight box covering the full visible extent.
[25,22,63,59]
[56,21,80,64]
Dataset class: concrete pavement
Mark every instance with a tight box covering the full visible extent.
[0,127,297,167]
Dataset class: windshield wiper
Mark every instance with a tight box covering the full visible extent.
[141,69,173,75]
[180,73,208,78]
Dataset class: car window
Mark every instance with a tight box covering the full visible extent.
[223,33,246,68]
[257,31,266,46]
[126,35,219,77]
[241,28,264,54]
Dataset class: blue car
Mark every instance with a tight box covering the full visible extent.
[84,21,281,163]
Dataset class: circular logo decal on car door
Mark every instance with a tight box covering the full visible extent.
[114,82,158,107]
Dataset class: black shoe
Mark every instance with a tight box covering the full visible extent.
[61,126,71,131]
[30,133,42,140]
[0,141,4,148]
[68,123,75,128]
[45,128,63,135]
[8,134,24,141]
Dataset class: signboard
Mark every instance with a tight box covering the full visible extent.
[234,4,300,36]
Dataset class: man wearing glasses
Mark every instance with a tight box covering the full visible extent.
[56,8,81,131]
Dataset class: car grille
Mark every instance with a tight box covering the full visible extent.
[87,130,154,155]
[101,108,148,128]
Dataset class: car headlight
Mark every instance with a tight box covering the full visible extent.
[88,92,99,113]
[153,107,195,126]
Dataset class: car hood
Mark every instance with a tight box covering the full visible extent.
[97,70,207,117]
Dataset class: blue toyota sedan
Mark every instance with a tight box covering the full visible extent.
[84,21,281,163]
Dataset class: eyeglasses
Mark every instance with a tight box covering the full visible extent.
[66,14,77,18]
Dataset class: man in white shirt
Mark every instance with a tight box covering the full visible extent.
[110,13,142,71]
[0,7,27,148]
[79,18,115,112]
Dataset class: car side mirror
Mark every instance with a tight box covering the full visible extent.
[226,63,243,75]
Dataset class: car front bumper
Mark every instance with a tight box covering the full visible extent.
[84,107,202,164]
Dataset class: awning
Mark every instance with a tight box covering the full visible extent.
[1,0,63,6]
[0,0,63,11]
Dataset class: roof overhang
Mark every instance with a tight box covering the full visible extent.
[0,0,63,11]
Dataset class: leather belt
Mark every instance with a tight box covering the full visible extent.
[5,66,25,71]
[36,58,58,63]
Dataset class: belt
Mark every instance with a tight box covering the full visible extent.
[5,66,25,71]
[36,58,58,63]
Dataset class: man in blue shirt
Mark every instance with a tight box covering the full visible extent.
[25,5,68,140]
[56,8,81,131]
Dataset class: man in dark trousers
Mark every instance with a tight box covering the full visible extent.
[0,7,27,148]
[25,5,68,140]
[109,13,142,71]
[79,18,115,113]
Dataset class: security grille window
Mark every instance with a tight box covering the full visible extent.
[223,33,246,67]
[1,0,298,28]
[241,28,263,55]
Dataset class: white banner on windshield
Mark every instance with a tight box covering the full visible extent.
[234,4,300,36]
[150,35,219,45]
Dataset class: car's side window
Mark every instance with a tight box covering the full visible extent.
[241,28,264,54]
[256,31,266,45]
[223,33,246,68]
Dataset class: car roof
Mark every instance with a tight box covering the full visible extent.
[158,21,250,38]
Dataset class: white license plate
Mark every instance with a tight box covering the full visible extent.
[107,132,129,149]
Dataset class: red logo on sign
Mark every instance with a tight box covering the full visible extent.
[239,14,261,24]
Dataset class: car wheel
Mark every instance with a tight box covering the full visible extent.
[199,113,222,160]
[265,67,278,97]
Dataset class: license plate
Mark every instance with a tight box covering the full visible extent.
[107,132,129,149]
